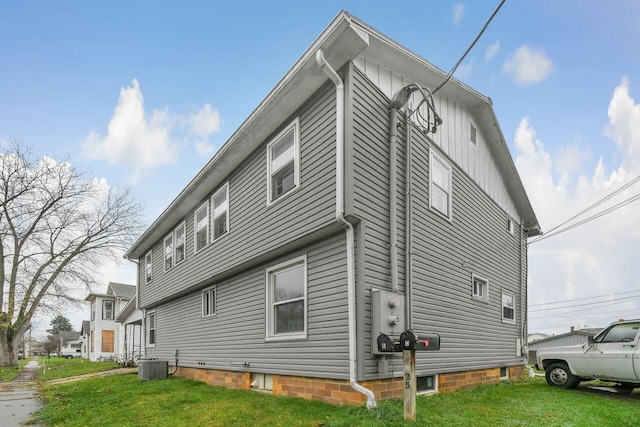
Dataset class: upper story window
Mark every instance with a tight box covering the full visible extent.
[470,122,477,145]
[147,311,156,346]
[91,302,95,321]
[429,150,452,220]
[265,256,307,340]
[174,222,186,265]
[507,219,515,235]
[102,300,114,320]
[472,275,489,302]
[267,119,300,204]
[212,183,229,240]
[502,290,516,324]
[202,285,217,317]
[164,234,173,271]
[194,201,209,254]
[145,251,152,283]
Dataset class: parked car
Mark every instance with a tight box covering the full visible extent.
[61,347,82,359]
[536,319,640,391]
[17,352,25,360]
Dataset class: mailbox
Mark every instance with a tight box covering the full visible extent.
[377,334,393,353]
[400,330,417,350]
[415,333,440,351]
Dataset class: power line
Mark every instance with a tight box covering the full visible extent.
[531,192,640,244]
[433,0,507,94]
[529,175,640,245]
[529,296,640,320]
[529,295,640,312]
[529,289,640,307]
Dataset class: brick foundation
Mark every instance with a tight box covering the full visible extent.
[174,365,525,405]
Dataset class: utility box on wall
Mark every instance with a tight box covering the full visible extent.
[138,359,168,380]
[371,290,405,355]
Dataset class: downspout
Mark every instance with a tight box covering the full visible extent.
[404,117,414,329]
[389,108,399,294]
[316,49,377,409]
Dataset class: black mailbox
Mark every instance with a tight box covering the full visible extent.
[399,330,417,350]
[377,334,393,353]
[415,333,440,351]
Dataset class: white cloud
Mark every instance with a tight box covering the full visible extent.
[81,79,178,178]
[515,80,640,334]
[453,3,464,25]
[81,80,223,176]
[485,41,500,63]
[502,45,553,85]
[606,77,640,173]
[189,103,221,138]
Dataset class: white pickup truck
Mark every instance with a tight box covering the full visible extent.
[536,319,640,391]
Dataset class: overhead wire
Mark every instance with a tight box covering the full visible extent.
[433,0,507,95]
[529,289,640,307]
[529,175,640,245]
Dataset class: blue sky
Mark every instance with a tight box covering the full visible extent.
[2,1,640,336]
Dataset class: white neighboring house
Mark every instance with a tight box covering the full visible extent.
[80,320,91,359]
[85,282,136,362]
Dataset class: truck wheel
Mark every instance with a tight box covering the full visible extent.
[545,363,580,389]
[66,355,74,359]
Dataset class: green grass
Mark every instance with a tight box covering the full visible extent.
[37,357,120,382]
[0,357,30,382]
[36,376,640,427]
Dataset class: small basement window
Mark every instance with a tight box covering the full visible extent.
[417,375,437,394]
[500,367,509,379]
[251,373,273,391]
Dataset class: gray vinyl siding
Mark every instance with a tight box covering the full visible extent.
[348,64,526,379]
[139,84,338,308]
[145,232,351,379]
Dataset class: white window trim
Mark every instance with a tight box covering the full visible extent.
[265,255,307,342]
[211,183,229,241]
[429,149,453,221]
[146,311,156,348]
[163,234,173,272]
[102,300,114,320]
[502,289,517,325]
[472,274,489,303]
[266,118,301,206]
[417,374,438,395]
[202,285,217,318]
[507,219,515,236]
[145,251,153,283]
[174,221,186,265]
[194,201,209,254]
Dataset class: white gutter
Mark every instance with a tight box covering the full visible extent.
[316,49,377,409]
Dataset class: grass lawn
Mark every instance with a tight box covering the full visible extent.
[0,357,29,382]
[36,375,640,427]
[37,357,120,382]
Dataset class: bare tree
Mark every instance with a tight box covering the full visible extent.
[0,144,144,366]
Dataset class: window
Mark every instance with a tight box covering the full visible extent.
[174,222,186,264]
[502,290,516,324]
[266,256,306,340]
[164,234,173,271]
[102,330,114,353]
[91,302,95,321]
[202,286,217,317]
[212,184,229,240]
[596,322,640,343]
[417,375,437,394]
[194,201,209,253]
[267,119,300,204]
[470,122,477,145]
[429,150,452,220]
[500,367,509,379]
[472,275,489,302]
[147,312,156,346]
[507,219,515,235]
[145,251,152,283]
[102,300,114,320]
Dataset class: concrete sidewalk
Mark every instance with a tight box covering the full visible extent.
[0,360,43,426]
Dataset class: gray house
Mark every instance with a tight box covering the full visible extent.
[125,11,540,406]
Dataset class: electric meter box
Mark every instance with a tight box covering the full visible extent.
[371,290,405,355]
